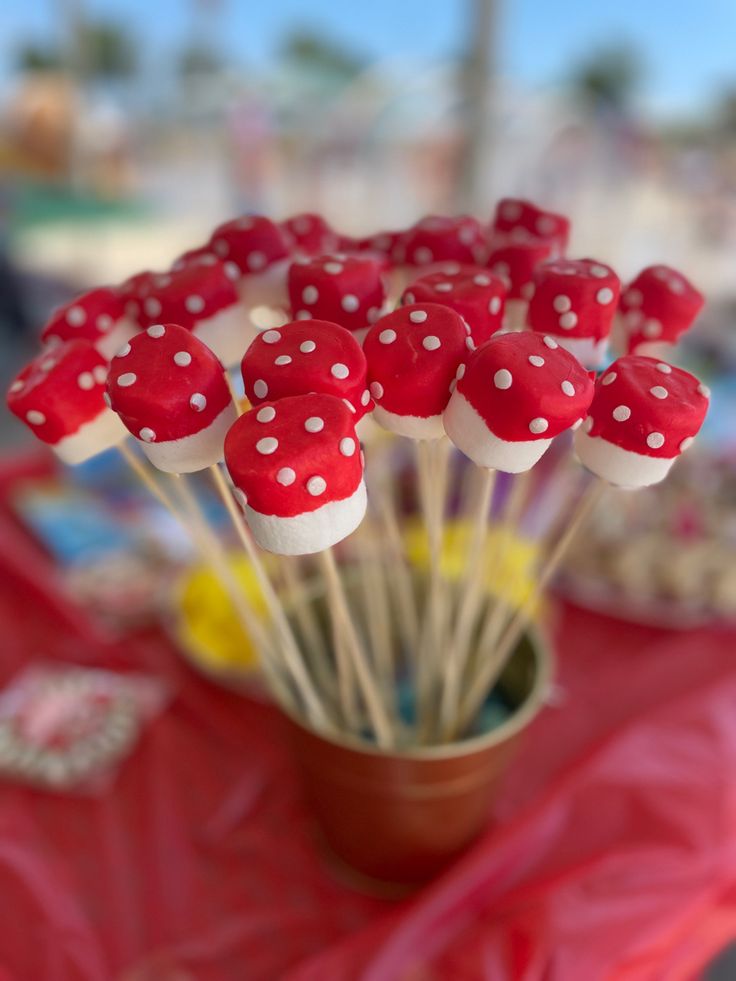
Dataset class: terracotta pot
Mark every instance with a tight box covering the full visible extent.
[284,630,551,892]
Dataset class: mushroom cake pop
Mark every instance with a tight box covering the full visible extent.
[490,198,570,256]
[137,260,245,367]
[281,213,340,256]
[574,355,709,488]
[401,266,506,346]
[400,215,488,272]
[106,323,236,473]
[619,266,704,356]
[486,239,554,329]
[527,258,621,368]
[224,392,366,555]
[241,319,372,419]
[444,331,594,473]
[115,270,160,327]
[287,254,386,342]
[209,214,291,309]
[363,302,468,439]
[7,339,126,464]
[41,287,137,361]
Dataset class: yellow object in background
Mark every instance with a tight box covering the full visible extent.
[404,518,541,612]
[175,556,268,676]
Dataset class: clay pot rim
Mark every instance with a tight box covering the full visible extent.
[283,625,553,762]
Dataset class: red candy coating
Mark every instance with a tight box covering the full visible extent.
[41,287,129,349]
[224,393,362,518]
[209,215,290,276]
[490,198,570,254]
[281,213,340,256]
[620,266,705,351]
[486,240,554,300]
[456,332,594,441]
[400,216,487,268]
[7,339,111,444]
[106,323,231,443]
[136,262,239,331]
[584,356,709,459]
[363,303,468,421]
[287,254,386,334]
[401,266,506,345]
[527,258,621,341]
[241,320,371,418]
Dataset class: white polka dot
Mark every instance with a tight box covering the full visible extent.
[596,288,614,305]
[494,369,512,390]
[409,310,428,324]
[277,467,296,486]
[299,340,316,354]
[256,406,276,423]
[302,285,319,304]
[456,363,466,380]
[423,335,441,351]
[474,274,491,286]
[77,372,94,390]
[370,381,384,400]
[367,307,381,323]
[528,355,545,367]
[361,389,371,406]
[529,417,549,434]
[536,215,556,235]
[561,380,575,396]
[489,296,502,315]
[174,351,192,367]
[224,262,240,281]
[698,384,711,398]
[331,363,349,379]
[40,358,55,372]
[553,295,571,313]
[147,324,165,338]
[466,337,476,351]
[625,288,643,306]
[296,310,311,320]
[324,262,343,275]
[305,416,324,433]
[589,265,609,278]
[26,410,46,425]
[66,305,86,326]
[185,295,205,315]
[117,372,137,387]
[379,329,396,345]
[679,437,694,452]
[97,314,113,332]
[257,437,278,455]
[643,319,662,339]
[9,380,24,393]
[341,294,360,313]
[190,393,207,412]
[343,399,356,413]
[144,297,161,317]
[93,366,107,384]
[434,282,453,293]
[543,336,558,349]
[669,277,685,294]
[647,432,665,449]
[340,437,356,457]
[602,372,617,386]
[613,405,631,421]
[262,330,281,344]
[559,312,578,330]
[274,355,292,366]
[139,427,156,442]
[403,292,416,304]
[117,342,131,358]
[650,386,668,400]
[254,379,268,398]
[656,363,672,374]
[306,475,327,497]
[414,246,433,265]
[247,251,266,271]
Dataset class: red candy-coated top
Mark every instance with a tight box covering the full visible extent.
[400,216,488,268]
[486,240,554,300]
[135,262,239,331]
[584,356,709,458]
[171,246,219,271]
[527,258,621,340]
[619,266,705,350]
[287,254,386,333]
[116,270,159,323]
[209,215,290,276]
[281,213,340,256]
[224,393,363,517]
[41,287,128,349]
[241,320,371,419]
[456,332,594,441]
[7,339,110,444]
[401,266,506,345]
[106,323,231,443]
[352,229,405,266]
[490,198,570,253]
[364,303,469,420]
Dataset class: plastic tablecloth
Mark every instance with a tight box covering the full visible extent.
[1,459,735,980]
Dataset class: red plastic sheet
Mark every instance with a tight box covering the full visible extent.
[1,465,736,978]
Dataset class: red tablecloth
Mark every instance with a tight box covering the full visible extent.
[1,460,735,979]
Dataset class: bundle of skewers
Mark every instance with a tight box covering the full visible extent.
[7,201,710,748]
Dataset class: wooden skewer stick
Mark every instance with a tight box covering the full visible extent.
[455,478,607,736]
[318,547,394,748]
[205,464,331,729]
[225,371,243,416]
[356,523,395,703]
[376,490,420,654]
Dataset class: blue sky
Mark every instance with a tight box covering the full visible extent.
[1,0,735,117]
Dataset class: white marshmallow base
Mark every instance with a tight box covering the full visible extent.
[444,391,551,473]
[544,333,608,370]
[237,258,291,311]
[138,403,237,474]
[97,318,138,361]
[242,480,367,555]
[373,405,445,440]
[194,303,257,368]
[54,409,128,465]
[574,430,675,488]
